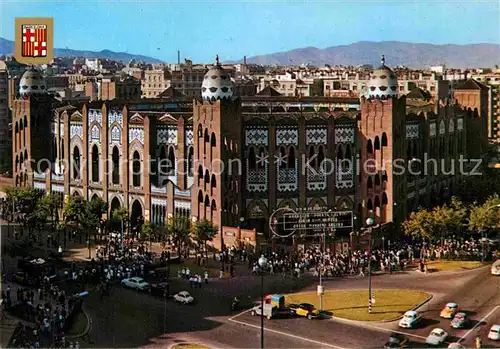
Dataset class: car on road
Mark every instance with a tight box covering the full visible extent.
[173,291,194,304]
[121,277,150,291]
[492,261,500,275]
[426,328,448,346]
[398,310,422,328]
[149,282,169,297]
[383,333,409,348]
[288,303,320,319]
[250,304,281,319]
[451,312,468,328]
[488,324,500,340]
[440,302,458,319]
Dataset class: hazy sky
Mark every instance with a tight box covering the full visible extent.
[1,0,499,62]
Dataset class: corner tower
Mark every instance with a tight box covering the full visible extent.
[358,56,405,228]
[191,56,243,250]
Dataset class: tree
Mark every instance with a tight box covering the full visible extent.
[112,207,129,248]
[433,196,467,241]
[191,219,218,265]
[468,194,500,234]
[34,192,61,250]
[6,187,43,240]
[402,208,439,242]
[141,221,154,251]
[166,215,190,256]
[63,196,89,243]
[87,197,108,242]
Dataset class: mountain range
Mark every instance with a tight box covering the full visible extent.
[0,37,162,64]
[237,41,500,68]
[1,37,499,68]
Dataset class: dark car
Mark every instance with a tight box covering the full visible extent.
[149,282,169,298]
[384,333,409,348]
[11,271,37,286]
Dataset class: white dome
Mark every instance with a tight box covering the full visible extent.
[201,56,233,101]
[19,68,47,96]
[367,56,398,99]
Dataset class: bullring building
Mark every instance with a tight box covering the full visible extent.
[12,56,488,251]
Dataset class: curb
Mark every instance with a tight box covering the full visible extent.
[66,306,92,340]
[167,342,211,349]
[377,293,433,323]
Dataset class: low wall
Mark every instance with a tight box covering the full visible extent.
[209,226,257,251]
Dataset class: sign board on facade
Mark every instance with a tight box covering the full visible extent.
[282,208,353,231]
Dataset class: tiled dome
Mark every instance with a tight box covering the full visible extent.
[19,67,47,97]
[201,55,233,102]
[367,56,398,99]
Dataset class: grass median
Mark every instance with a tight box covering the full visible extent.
[425,260,486,272]
[286,289,431,322]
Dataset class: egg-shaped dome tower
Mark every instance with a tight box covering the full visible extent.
[367,56,398,99]
[19,67,47,97]
[201,55,233,102]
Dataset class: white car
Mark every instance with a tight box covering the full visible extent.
[491,261,500,275]
[121,277,149,291]
[489,324,500,340]
[426,328,448,346]
[447,343,465,349]
[399,310,422,328]
[173,291,194,304]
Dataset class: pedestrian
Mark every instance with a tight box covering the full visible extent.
[204,270,209,284]
[476,336,482,348]
[219,269,224,279]
[6,285,10,299]
[197,274,202,288]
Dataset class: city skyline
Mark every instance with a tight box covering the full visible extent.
[1,0,499,63]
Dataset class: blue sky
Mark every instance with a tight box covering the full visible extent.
[1,0,499,62]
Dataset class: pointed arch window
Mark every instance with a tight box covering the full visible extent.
[112,146,120,185]
[374,136,380,150]
[132,151,141,187]
[367,176,373,190]
[248,147,257,170]
[159,146,167,176]
[367,199,373,211]
[257,147,266,170]
[91,144,99,183]
[198,165,203,186]
[204,169,210,184]
[73,146,81,180]
[288,147,296,169]
[167,146,176,175]
[111,126,121,142]
[367,139,373,154]
[91,125,100,140]
[375,174,381,187]
[381,132,388,147]
[187,147,194,176]
[309,146,317,169]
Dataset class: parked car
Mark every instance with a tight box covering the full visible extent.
[492,261,500,275]
[173,291,194,304]
[289,303,320,319]
[398,310,422,328]
[488,324,500,340]
[447,343,465,349]
[384,333,409,348]
[451,312,468,329]
[121,277,150,291]
[440,302,458,319]
[149,282,169,297]
[426,328,448,346]
[251,304,277,319]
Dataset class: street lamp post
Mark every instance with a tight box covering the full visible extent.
[258,255,267,349]
[366,217,375,314]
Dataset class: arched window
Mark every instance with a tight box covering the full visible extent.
[367,176,373,190]
[198,165,203,186]
[211,199,217,212]
[73,146,81,180]
[381,132,388,147]
[187,147,194,176]
[197,124,203,138]
[288,147,296,169]
[248,147,256,170]
[167,146,176,175]
[132,151,141,187]
[211,133,216,147]
[382,192,388,205]
[374,174,380,187]
[204,129,209,143]
[198,190,203,203]
[374,136,380,150]
[204,195,210,207]
[204,169,210,184]
[111,126,121,142]
[367,199,373,211]
[112,146,120,185]
[23,115,27,128]
[367,139,373,154]
[257,147,266,170]
[318,146,325,169]
[309,146,316,168]
[159,146,167,175]
[91,144,99,182]
[211,174,216,189]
